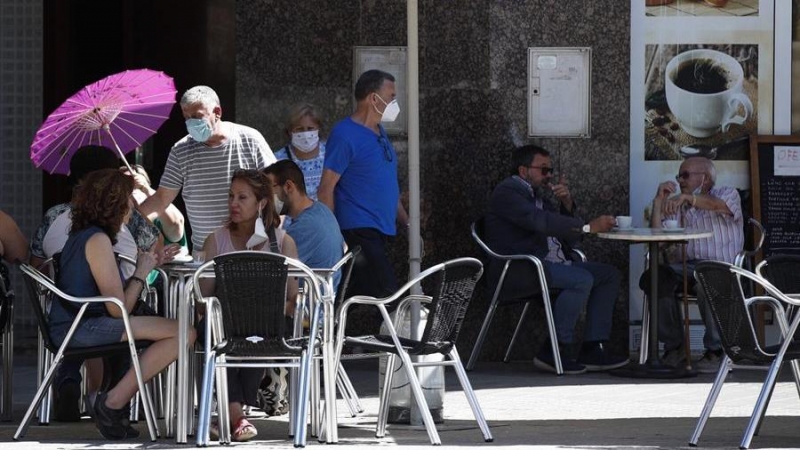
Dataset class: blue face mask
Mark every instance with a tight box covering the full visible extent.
[186,118,212,143]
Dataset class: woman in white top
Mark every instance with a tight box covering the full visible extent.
[201,168,299,441]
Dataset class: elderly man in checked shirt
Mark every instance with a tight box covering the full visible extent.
[649,156,744,373]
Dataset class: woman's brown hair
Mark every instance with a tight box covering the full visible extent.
[228,169,280,231]
[70,168,134,244]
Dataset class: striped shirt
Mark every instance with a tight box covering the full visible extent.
[664,185,743,264]
[160,122,275,249]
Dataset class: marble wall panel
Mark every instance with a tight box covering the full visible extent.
[237,0,632,361]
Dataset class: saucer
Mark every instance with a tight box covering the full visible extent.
[612,227,634,232]
[662,227,685,233]
[170,254,193,264]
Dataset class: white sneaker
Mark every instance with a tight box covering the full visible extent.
[695,350,723,374]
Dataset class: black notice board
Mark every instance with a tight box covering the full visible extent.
[750,135,800,259]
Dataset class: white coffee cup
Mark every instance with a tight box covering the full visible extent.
[616,216,632,229]
[665,49,753,138]
[664,219,680,229]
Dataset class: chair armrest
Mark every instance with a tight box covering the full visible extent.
[393,295,433,330]
[569,248,588,263]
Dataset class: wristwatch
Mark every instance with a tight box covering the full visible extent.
[582,224,591,233]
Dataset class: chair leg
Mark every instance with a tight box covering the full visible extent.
[753,363,784,438]
[503,302,530,363]
[741,357,784,449]
[127,345,158,442]
[215,357,231,444]
[336,370,358,417]
[397,350,441,445]
[540,294,564,375]
[639,295,651,365]
[338,364,364,413]
[293,350,313,448]
[309,358,320,437]
[789,359,800,401]
[689,355,730,446]
[130,391,140,423]
[14,354,64,440]
[376,354,396,438]
[36,341,53,425]
[1,317,14,422]
[450,347,493,442]
[466,293,501,371]
[142,382,160,439]
[195,351,216,447]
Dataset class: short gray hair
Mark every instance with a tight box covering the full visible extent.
[180,85,220,109]
[685,157,717,186]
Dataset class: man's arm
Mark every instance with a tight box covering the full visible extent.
[137,186,180,220]
[318,169,341,212]
[396,201,409,228]
[490,180,583,238]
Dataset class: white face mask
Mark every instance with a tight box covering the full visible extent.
[246,206,268,249]
[374,94,400,122]
[273,194,285,215]
[291,130,319,153]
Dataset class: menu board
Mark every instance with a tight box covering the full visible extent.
[750,135,800,259]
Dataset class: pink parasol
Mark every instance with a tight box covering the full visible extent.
[30,68,177,175]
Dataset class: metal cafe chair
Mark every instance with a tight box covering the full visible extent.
[192,251,323,447]
[14,263,159,441]
[690,261,800,449]
[638,217,765,364]
[467,216,586,375]
[333,257,492,445]
[756,253,800,310]
[0,262,14,421]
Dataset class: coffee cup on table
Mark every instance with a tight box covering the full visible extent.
[665,48,753,138]
[615,216,632,229]
[664,219,680,230]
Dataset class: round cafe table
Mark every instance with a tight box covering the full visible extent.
[597,227,712,378]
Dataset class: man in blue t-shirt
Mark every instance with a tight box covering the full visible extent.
[318,70,409,299]
[264,160,344,290]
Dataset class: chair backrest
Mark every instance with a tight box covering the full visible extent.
[213,251,289,346]
[416,258,483,353]
[334,246,361,309]
[693,261,768,363]
[0,262,14,332]
[756,254,800,296]
[19,263,59,353]
[470,216,500,260]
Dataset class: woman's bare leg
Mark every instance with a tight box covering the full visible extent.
[104,316,195,409]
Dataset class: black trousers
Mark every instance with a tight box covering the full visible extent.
[341,228,399,299]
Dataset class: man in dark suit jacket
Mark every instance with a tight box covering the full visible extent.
[485,144,628,374]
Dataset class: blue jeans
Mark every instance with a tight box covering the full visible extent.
[657,261,722,352]
[545,261,621,344]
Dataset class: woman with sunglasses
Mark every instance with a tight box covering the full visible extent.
[200,168,299,442]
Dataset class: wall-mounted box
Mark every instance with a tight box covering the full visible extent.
[528,47,592,138]
[353,46,407,135]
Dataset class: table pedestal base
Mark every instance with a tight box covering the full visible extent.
[609,362,697,379]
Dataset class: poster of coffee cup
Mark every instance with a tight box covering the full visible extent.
[644,0,759,18]
[644,44,757,161]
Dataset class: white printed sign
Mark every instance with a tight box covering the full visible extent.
[774,146,800,176]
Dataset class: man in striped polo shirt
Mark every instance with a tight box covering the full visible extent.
[649,156,744,373]
[139,86,275,250]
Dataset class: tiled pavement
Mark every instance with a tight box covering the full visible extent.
[1,355,800,449]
